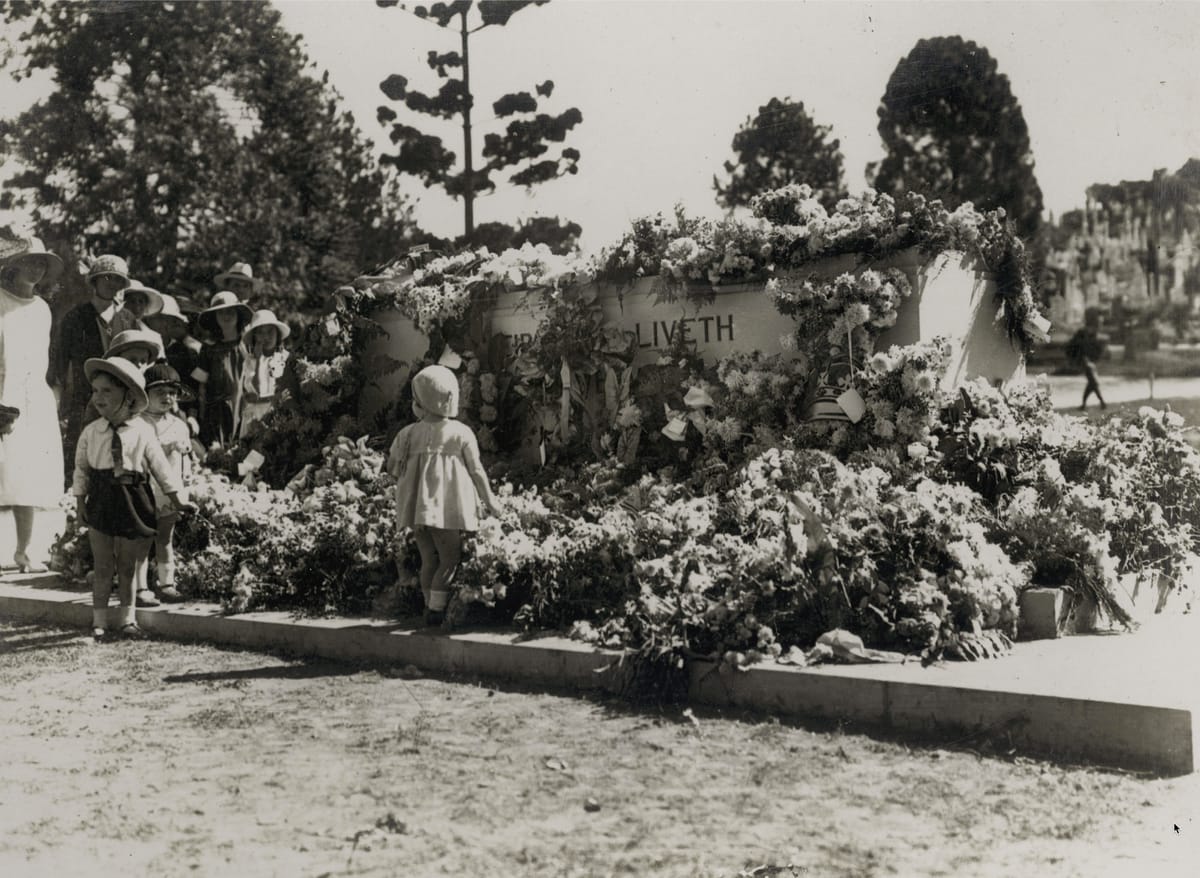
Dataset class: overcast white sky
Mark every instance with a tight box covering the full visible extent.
[274,0,1200,251]
[5,1,1200,255]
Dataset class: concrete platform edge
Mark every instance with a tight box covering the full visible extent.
[1,584,1191,775]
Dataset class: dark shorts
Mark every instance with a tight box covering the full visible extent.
[86,467,157,539]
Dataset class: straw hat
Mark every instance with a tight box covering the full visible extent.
[83,356,149,414]
[106,328,165,362]
[87,254,130,284]
[198,290,253,336]
[242,308,291,342]
[215,262,255,288]
[151,293,189,327]
[120,279,164,316]
[412,364,459,418]
[0,236,64,283]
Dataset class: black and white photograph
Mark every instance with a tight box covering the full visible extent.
[0,0,1197,874]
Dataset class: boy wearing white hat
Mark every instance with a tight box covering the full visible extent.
[72,356,188,639]
[214,262,256,301]
[109,278,164,336]
[104,328,165,368]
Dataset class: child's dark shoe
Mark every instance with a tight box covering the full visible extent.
[422,609,445,627]
[136,589,160,607]
[157,585,184,603]
[118,623,147,640]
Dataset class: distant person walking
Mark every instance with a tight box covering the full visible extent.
[1067,323,1107,410]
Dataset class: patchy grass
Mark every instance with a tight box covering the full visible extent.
[0,621,1195,877]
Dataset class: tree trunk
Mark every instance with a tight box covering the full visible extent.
[460,10,474,243]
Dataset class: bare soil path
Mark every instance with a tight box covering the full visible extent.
[0,621,1195,878]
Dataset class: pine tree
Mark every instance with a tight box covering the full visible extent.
[715,97,847,211]
[375,0,582,243]
[871,36,1044,239]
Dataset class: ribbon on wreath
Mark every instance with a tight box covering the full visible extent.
[558,358,571,443]
[835,328,866,423]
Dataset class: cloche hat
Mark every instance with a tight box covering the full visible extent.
[242,308,291,342]
[106,328,165,362]
[144,362,194,401]
[411,364,459,419]
[87,254,130,284]
[215,262,255,288]
[198,290,253,335]
[0,235,64,283]
[120,279,164,316]
[83,356,149,414]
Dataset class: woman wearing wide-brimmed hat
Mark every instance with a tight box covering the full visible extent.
[0,235,65,572]
[195,290,252,446]
[49,253,130,481]
[238,308,291,438]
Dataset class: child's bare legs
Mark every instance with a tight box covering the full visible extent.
[155,515,182,600]
[116,537,151,635]
[88,529,117,635]
[427,527,462,613]
[412,526,438,609]
[132,534,155,605]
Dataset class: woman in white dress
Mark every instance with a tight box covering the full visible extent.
[0,236,65,572]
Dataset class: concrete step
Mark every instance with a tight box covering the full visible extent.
[0,574,1193,775]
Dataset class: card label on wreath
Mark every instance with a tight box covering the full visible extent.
[837,388,866,423]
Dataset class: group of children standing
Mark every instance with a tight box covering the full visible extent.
[3,237,505,637]
[56,258,291,639]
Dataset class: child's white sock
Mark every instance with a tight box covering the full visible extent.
[428,589,449,612]
[92,608,107,630]
[116,605,136,628]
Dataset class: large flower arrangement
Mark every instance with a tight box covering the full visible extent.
[769,267,913,367]
[459,445,1022,687]
[52,184,1200,697]
[595,185,1041,350]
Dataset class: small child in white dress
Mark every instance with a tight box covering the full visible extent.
[387,364,499,627]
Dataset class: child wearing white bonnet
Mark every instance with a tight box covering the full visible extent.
[387,364,499,627]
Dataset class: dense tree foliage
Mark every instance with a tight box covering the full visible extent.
[0,0,418,314]
[715,97,847,212]
[871,36,1044,240]
[375,0,582,243]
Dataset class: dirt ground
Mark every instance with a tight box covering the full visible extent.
[0,621,1196,878]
